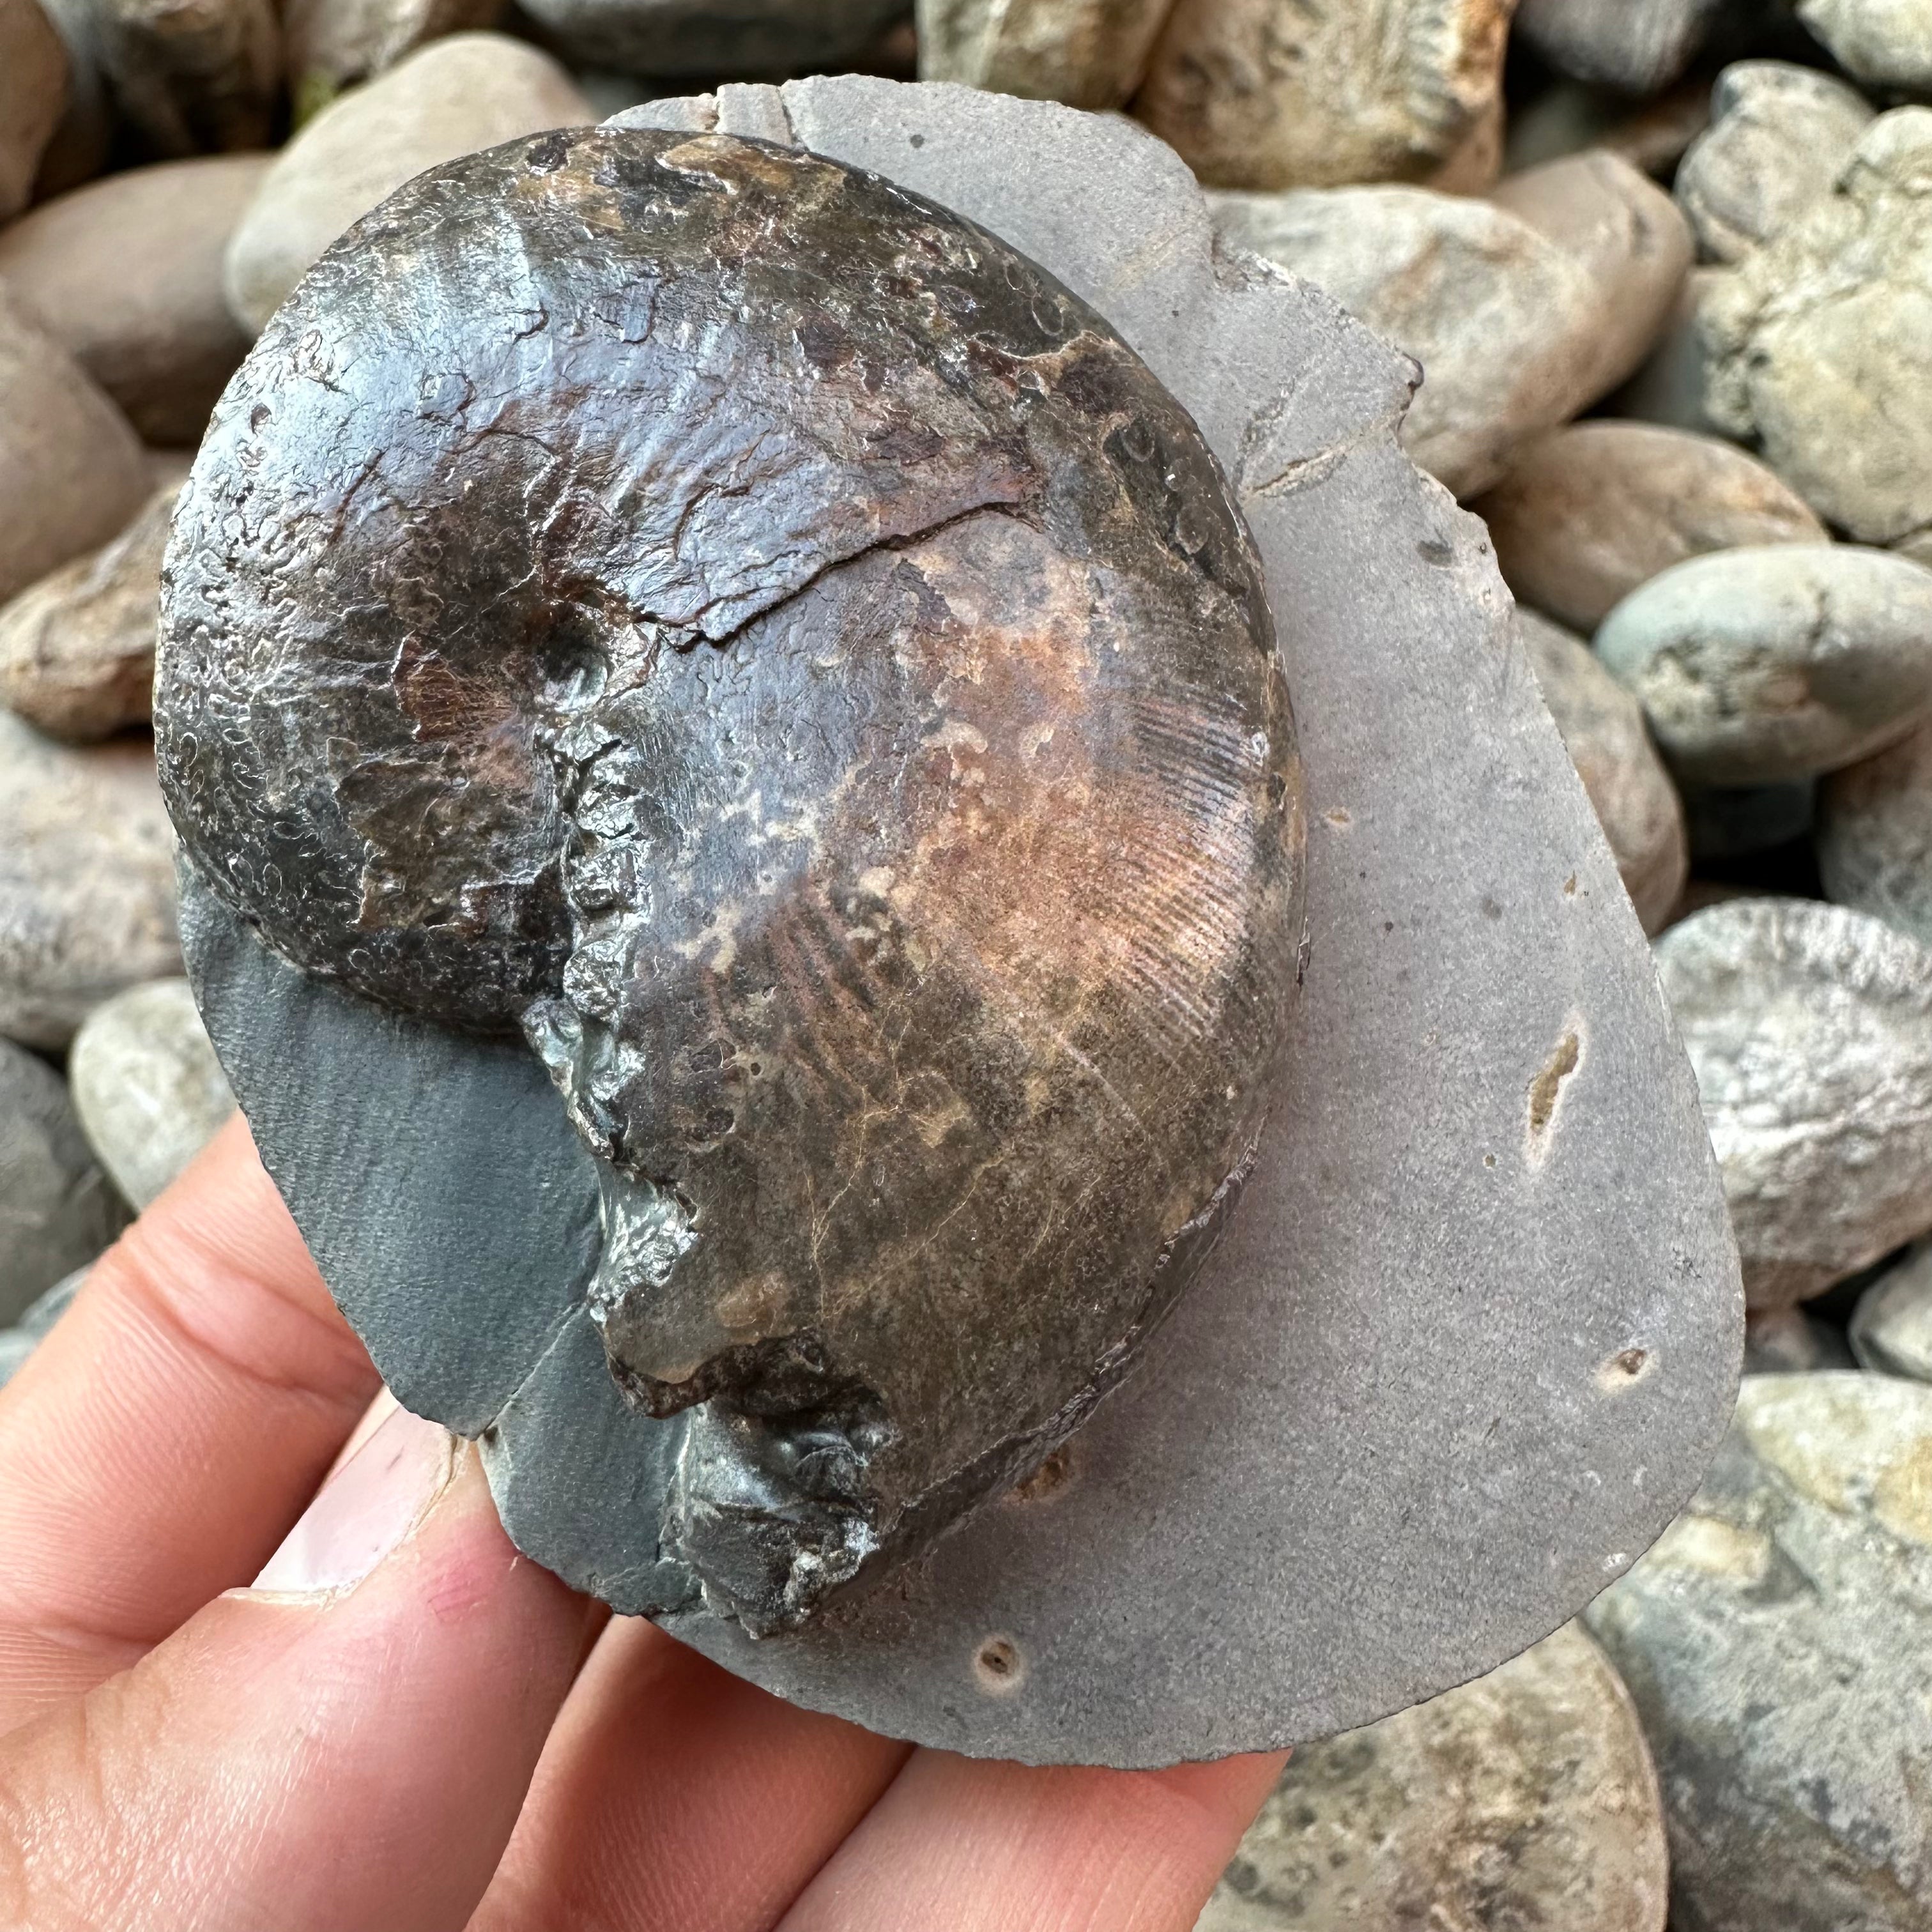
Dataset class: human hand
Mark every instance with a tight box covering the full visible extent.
[0,1116,1283,1931]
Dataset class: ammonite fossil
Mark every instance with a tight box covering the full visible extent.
[156,125,1306,1634]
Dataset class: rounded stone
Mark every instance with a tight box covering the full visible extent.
[1513,0,1722,95]
[0,482,175,742]
[0,290,150,608]
[1477,423,1827,636]
[222,33,594,337]
[1703,108,1932,552]
[1797,0,1932,95]
[0,0,68,220]
[1133,0,1514,192]
[0,1038,123,1326]
[1674,61,1875,267]
[1518,608,1687,935]
[1200,1621,1667,1932]
[916,0,1171,111]
[1683,778,1815,862]
[1211,155,1690,500]
[1818,717,1932,949]
[69,978,233,1210]
[0,711,180,1052]
[512,0,903,78]
[1744,1305,1854,1374]
[1606,264,1726,437]
[75,0,281,157]
[1595,545,1932,787]
[282,0,507,106]
[1587,1373,1932,1932]
[1657,897,1932,1308]
[1851,1242,1932,1380]
[0,155,270,446]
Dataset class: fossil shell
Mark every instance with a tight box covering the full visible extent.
[156,126,1304,1632]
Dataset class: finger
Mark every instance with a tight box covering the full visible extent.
[779,1747,1288,1932]
[0,1115,379,1724]
[471,1616,910,1932]
[0,1407,590,1932]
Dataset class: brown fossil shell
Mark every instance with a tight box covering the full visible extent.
[155,126,1305,1632]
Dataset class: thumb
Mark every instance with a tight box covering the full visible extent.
[0,1406,590,1932]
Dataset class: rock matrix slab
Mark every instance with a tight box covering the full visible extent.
[1657,898,1932,1307]
[916,0,1170,109]
[1477,422,1825,634]
[1597,544,1932,786]
[69,977,233,1210]
[0,1040,123,1326]
[515,0,905,77]
[0,291,149,608]
[1519,608,1686,933]
[1797,0,1932,94]
[282,0,506,109]
[73,0,280,155]
[1704,108,1932,553]
[1134,0,1515,191]
[1211,153,1689,498]
[1589,1373,1932,1932]
[1514,0,1722,95]
[1675,61,1874,266]
[1199,1621,1667,1932]
[0,0,68,220]
[0,155,268,445]
[1818,718,1932,948]
[0,482,172,742]
[0,712,179,1051]
[1851,1242,1932,1380]
[222,33,594,337]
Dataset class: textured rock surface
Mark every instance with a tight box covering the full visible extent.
[1851,1242,1932,1380]
[1478,422,1825,634]
[916,0,1170,107]
[69,977,233,1210]
[1199,1621,1667,1932]
[1597,546,1932,786]
[0,712,180,1051]
[1519,608,1686,933]
[0,291,150,608]
[1514,0,1722,95]
[0,483,172,742]
[1588,1373,1932,1932]
[1675,62,1874,266]
[1744,1305,1855,1373]
[1705,109,1932,551]
[283,0,505,106]
[1211,155,1689,498]
[0,1040,122,1327]
[0,0,68,220]
[183,79,1740,1764]
[77,0,281,155]
[1818,719,1932,948]
[1657,898,1932,1307]
[516,0,905,77]
[1797,0,1932,93]
[1134,0,1515,192]
[222,33,594,336]
[0,156,268,445]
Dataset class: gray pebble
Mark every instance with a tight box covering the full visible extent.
[1684,778,1816,861]
[1675,61,1874,266]
[1514,0,1724,95]
[497,0,901,79]
[1519,608,1687,933]
[916,0,1170,109]
[1797,0,1932,95]
[0,482,174,742]
[222,32,594,337]
[1503,77,1712,180]
[0,0,69,220]
[1818,717,1932,948]
[1200,1621,1666,1932]
[0,1041,121,1324]
[1657,898,1932,1307]
[0,710,180,1051]
[1596,544,1932,787]
[1743,1304,1855,1372]
[1850,1241,1932,1379]
[69,977,233,1210]
[1605,265,1727,436]
[1588,1373,1932,1932]
[1477,422,1825,634]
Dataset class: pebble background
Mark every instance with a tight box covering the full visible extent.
[2,0,1930,1924]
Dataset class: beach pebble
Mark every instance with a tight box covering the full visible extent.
[1684,779,1816,861]
[1606,266,1726,436]
[1519,609,1687,933]
[1504,77,1712,181]
[0,1039,122,1326]
[1819,717,1932,949]
[1797,0,1932,95]
[1513,0,1723,96]
[916,0,1170,109]
[75,0,281,155]
[0,0,69,220]
[1200,1621,1667,1932]
[1744,1305,1855,1373]
[1478,423,1826,634]
[1596,546,1932,787]
[0,155,269,445]
[69,977,233,1210]
[222,32,594,336]
[1588,1373,1932,1932]
[514,0,905,79]
[1134,0,1514,191]
[0,710,180,1051]
[1851,1242,1932,1380]
[1657,898,1932,1307]
[283,0,506,111]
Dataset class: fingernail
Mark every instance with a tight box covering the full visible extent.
[250,1404,457,1597]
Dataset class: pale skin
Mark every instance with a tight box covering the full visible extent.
[0,1116,1284,1931]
